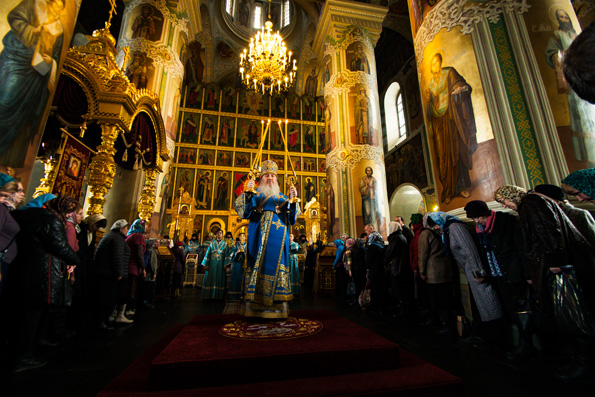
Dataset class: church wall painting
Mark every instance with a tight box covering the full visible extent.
[124,51,154,90]
[385,133,428,198]
[349,85,379,147]
[200,114,217,144]
[221,87,236,113]
[234,152,250,167]
[180,112,199,143]
[418,28,504,210]
[198,149,214,166]
[523,0,595,170]
[236,118,261,149]
[303,125,316,153]
[218,116,235,146]
[178,147,196,165]
[0,0,81,169]
[352,161,387,237]
[216,150,232,167]
[213,170,230,210]
[129,4,164,42]
[175,168,195,196]
[204,83,219,111]
[195,169,212,210]
[287,123,301,152]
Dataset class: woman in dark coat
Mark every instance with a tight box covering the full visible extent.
[0,173,20,295]
[92,219,131,329]
[9,195,80,372]
[171,241,186,299]
[495,185,595,379]
[384,221,413,316]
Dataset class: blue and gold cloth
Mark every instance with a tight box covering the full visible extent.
[201,239,230,299]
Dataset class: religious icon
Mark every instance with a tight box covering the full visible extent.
[214,171,229,210]
[66,155,81,178]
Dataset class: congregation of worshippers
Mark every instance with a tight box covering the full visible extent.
[1,168,595,379]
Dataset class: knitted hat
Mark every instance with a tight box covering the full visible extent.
[111,219,128,230]
[534,184,565,201]
[261,160,278,175]
[464,200,491,218]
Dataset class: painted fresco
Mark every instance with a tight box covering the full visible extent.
[198,149,214,165]
[303,125,316,153]
[204,84,219,111]
[349,85,379,147]
[200,114,216,144]
[240,90,264,115]
[186,83,203,108]
[352,161,387,236]
[385,133,428,197]
[346,41,370,73]
[180,112,199,143]
[302,96,316,121]
[287,123,301,151]
[124,51,153,90]
[0,0,81,168]
[234,152,250,167]
[221,87,236,113]
[194,170,212,210]
[218,116,234,146]
[524,0,595,170]
[287,93,300,120]
[269,122,284,150]
[129,4,163,41]
[213,170,230,210]
[236,118,261,149]
[178,147,196,164]
[324,99,335,153]
[408,0,441,39]
[176,168,195,196]
[303,176,316,204]
[419,28,503,209]
[216,150,232,167]
[304,67,318,97]
[272,94,286,118]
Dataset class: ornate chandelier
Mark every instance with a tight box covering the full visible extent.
[239,4,296,94]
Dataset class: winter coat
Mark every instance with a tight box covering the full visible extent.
[559,201,595,250]
[417,228,452,284]
[126,233,146,276]
[93,230,131,279]
[11,207,80,307]
[518,193,595,313]
[478,212,531,284]
[173,246,186,274]
[384,230,410,277]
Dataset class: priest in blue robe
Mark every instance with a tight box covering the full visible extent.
[201,229,230,300]
[235,160,301,319]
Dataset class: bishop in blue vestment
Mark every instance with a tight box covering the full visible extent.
[235,160,301,318]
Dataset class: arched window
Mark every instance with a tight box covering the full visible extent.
[225,0,234,16]
[253,3,262,29]
[384,82,408,150]
[283,0,291,27]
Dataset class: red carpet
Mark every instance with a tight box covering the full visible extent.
[99,310,463,396]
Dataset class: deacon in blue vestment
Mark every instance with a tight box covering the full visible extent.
[201,229,230,300]
[235,160,301,319]
[289,233,301,296]
[227,233,247,301]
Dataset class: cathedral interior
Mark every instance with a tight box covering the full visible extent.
[1,0,595,394]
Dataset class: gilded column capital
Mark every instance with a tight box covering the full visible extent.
[33,157,59,198]
[312,0,388,56]
[86,123,120,215]
[138,168,160,223]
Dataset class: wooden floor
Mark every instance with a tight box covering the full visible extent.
[4,287,594,396]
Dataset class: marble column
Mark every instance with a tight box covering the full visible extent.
[313,1,389,239]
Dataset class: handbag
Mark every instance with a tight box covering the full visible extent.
[549,266,595,338]
[346,278,356,296]
[358,289,371,309]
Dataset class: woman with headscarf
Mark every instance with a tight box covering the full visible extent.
[425,212,503,339]
[409,213,430,322]
[495,185,595,379]
[0,173,20,296]
[92,220,130,330]
[8,195,80,372]
[384,221,413,317]
[124,219,146,318]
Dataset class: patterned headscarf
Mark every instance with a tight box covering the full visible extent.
[367,231,385,249]
[44,196,79,227]
[562,168,595,199]
[494,185,528,206]
[127,219,146,235]
[425,212,462,231]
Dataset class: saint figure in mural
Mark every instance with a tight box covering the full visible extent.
[304,126,315,152]
[215,172,229,209]
[239,0,250,28]
[125,55,147,89]
[179,169,193,194]
[305,68,317,97]
[202,116,215,144]
[355,87,371,144]
[546,9,595,166]
[426,53,477,204]
[350,43,369,73]
[195,171,211,209]
[0,0,67,166]
[220,120,231,145]
[359,167,380,231]
[304,177,316,203]
[132,5,157,40]
[182,116,197,142]
[247,120,259,148]
[288,124,299,149]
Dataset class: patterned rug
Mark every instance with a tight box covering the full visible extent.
[219,317,323,340]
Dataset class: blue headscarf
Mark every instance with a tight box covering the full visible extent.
[18,193,57,210]
[0,173,15,187]
[127,219,146,236]
[426,212,463,258]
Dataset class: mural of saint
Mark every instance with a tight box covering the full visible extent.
[67,156,80,178]
[304,125,315,153]
[288,124,300,151]
[270,122,283,150]
[131,5,159,41]
[303,96,314,121]
[214,172,229,210]
[355,87,371,144]
[217,151,232,167]
[546,8,595,166]
[125,54,148,89]
[221,87,235,112]
[305,68,317,97]
[198,149,214,165]
[195,171,211,209]
[289,95,300,119]
[234,152,250,167]
[0,0,71,166]
[205,86,217,109]
[247,120,259,148]
[426,52,477,204]
[219,118,233,146]
[177,168,194,195]
[273,96,285,118]
[238,0,250,28]
[350,43,370,73]
[186,83,202,108]
[178,148,196,164]
[181,114,198,143]
[242,91,263,115]
[304,177,316,203]
[202,116,215,144]
[359,166,380,231]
